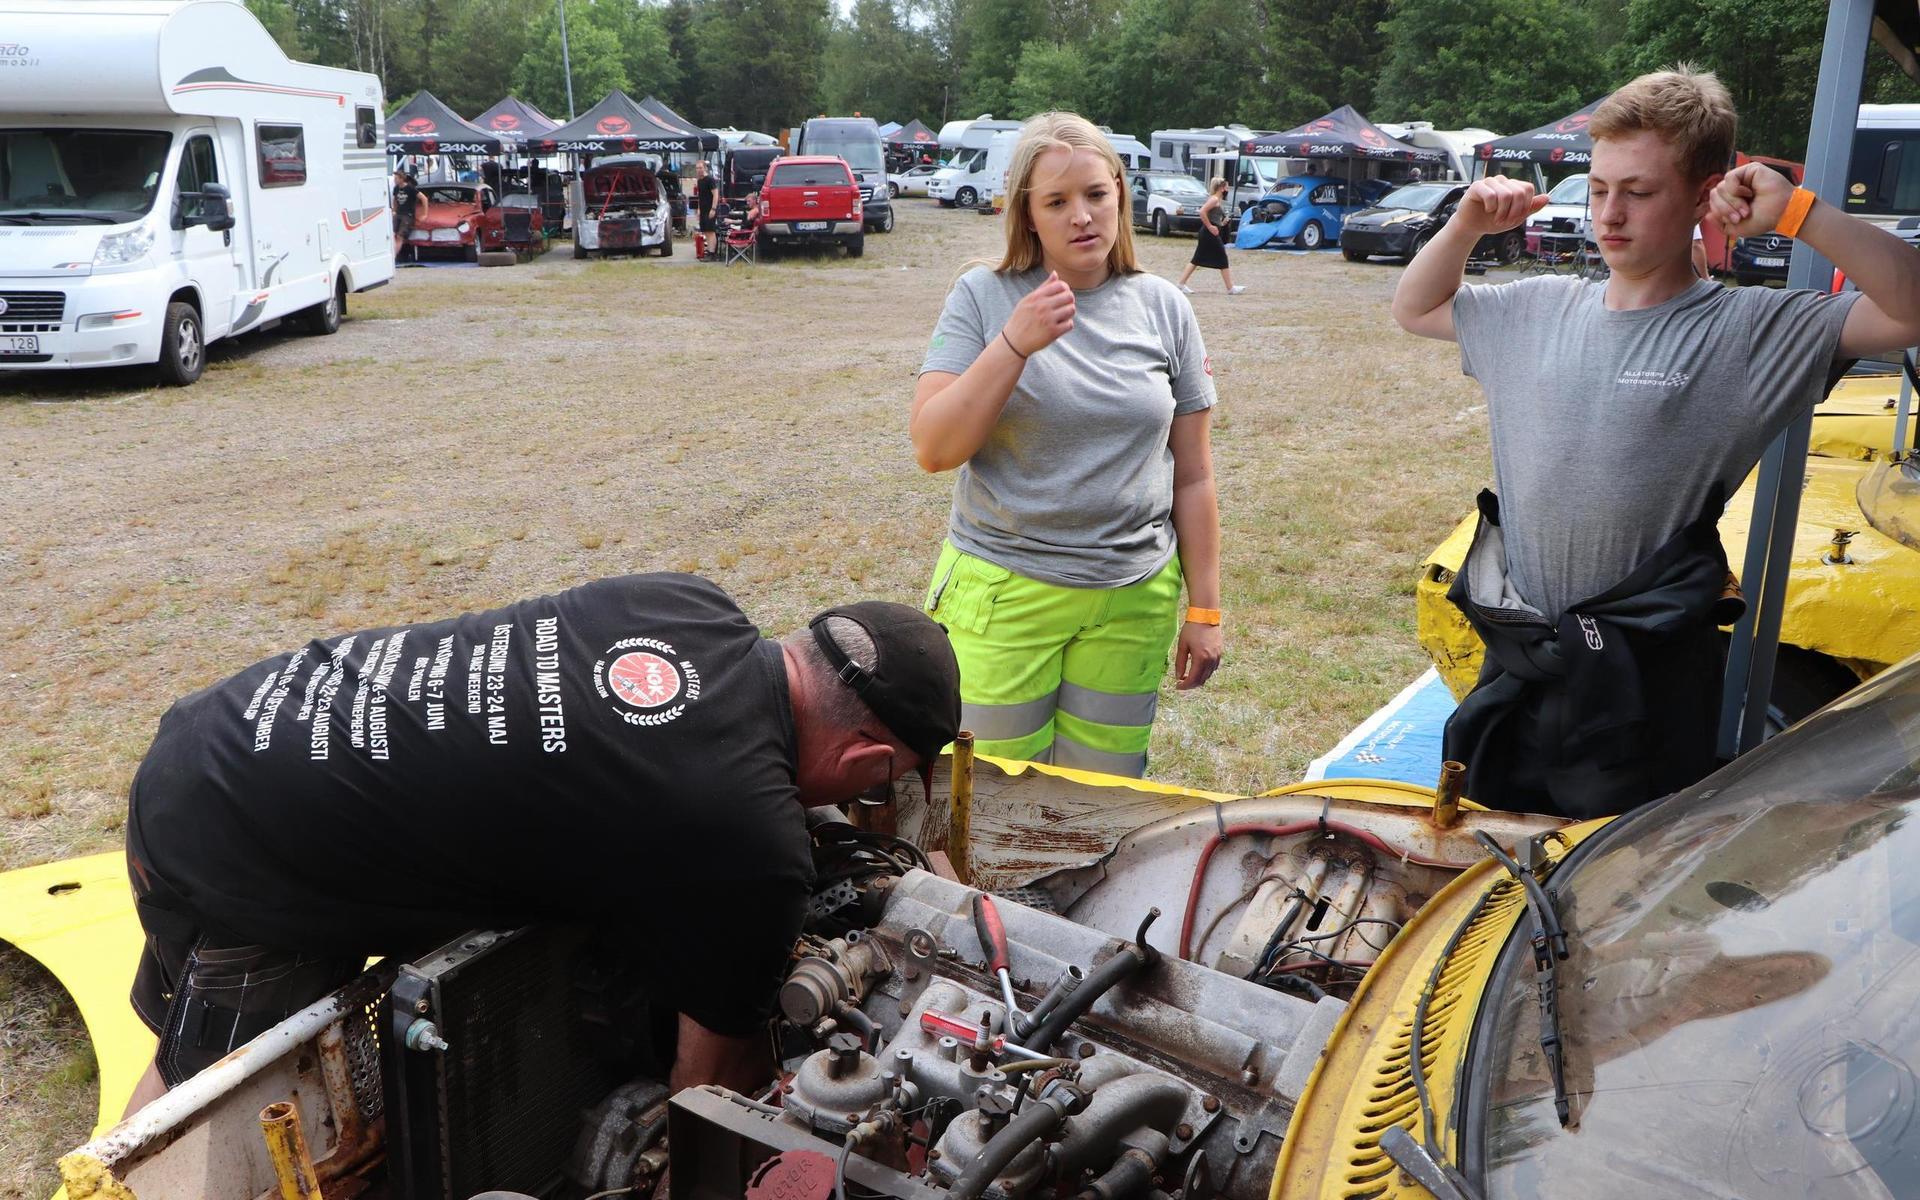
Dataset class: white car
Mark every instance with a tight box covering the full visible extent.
[1524,172,1590,255]
[887,163,942,198]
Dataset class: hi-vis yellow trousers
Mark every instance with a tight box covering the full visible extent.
[924,542,1182,778]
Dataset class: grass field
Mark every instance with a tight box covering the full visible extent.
[0,199,1491,1194]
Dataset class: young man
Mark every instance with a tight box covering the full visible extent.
[1392,67,1920,817]
[121,573,959,1110]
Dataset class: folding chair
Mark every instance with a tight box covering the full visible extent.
[720,223,758,265]
[1523,217,1584,276]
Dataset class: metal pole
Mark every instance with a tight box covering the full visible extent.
[1719,0,1874,756]
[556,0,577,120]
[949,731,975,885]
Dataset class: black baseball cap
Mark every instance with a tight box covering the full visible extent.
[809,601,960,764]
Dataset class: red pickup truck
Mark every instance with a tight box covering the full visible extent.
[758,155,864,257]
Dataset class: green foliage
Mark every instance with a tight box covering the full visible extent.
[235,0,1920,154]
[1614,0,1824,160]
[1008,39,1101,117]
[821,0,947,123]
[692,0,831,132]
[511,1,629,120]
[426,0,545,116]
[1375,0,1607,133]
[244,0,308,59]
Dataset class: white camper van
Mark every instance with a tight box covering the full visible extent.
[0,0,395,386]
[1375,121,1498,181]
[928,117,1020,207]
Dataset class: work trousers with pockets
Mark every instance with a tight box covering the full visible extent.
[924,541,1182,778]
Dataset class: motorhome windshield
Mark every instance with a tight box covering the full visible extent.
[1846,127,1920,215]
[0,129,173,222]
[951,147,985,170]
[805,125,884,174]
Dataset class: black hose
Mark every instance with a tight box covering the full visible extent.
[1016,964,1084,1038]
[1025,909,1161,1053]
[1072,1146,1158,1200]
[947,1094,1072,1200]
[1049,1074,1189,1179]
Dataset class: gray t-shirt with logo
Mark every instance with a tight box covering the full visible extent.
[1454,276,1858,619]
[920,266,1216,587]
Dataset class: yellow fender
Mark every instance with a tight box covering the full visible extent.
[0,853,154,1152]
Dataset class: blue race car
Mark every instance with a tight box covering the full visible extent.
[1234,174,1395,250]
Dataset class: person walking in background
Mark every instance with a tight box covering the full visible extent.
[1177,179,1243,295]
[910,111,1224,779]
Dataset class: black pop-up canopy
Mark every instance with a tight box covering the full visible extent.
[1473,96,1608,167]
[886,119,937,148]
[472,95,559,148]
[1240,104,1444,163]
[534,91,719,154]
[385,90,503,155]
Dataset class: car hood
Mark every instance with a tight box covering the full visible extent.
[1348,205,1427,225]
[0,225,104,277]
[416,204,484,229]
[1526,202,1589,227]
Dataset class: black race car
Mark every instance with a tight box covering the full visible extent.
[1341,181,1525,264]
[1729,231,1794,285]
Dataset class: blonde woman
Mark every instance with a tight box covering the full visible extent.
[909,111,1223,779]
[1176,178,1244,295]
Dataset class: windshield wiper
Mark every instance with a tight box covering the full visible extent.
[0,211,118,224]
[1474,830,1573,1126]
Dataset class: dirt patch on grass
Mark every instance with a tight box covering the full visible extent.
[0,204,1492,1174]
[0,948,97,1200]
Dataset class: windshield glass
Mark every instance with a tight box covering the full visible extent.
[1147,175,1207,196]
[1546,173,1589,206]
[806,126,883,174]
[950,147,985,170]
[1381,183,1453,211]
[769,162,851,187]
[1471,653,1920,1199]
[1275,182,1305,199]
[0,129,172,222]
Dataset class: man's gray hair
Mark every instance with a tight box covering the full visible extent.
[786,616,881,735]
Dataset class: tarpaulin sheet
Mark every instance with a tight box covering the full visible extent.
[1304,667,1455,786]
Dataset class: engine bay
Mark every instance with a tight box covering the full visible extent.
[371,796,1561,1200]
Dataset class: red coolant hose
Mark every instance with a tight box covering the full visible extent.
[1178,821,1460,960]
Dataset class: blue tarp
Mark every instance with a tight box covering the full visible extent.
[1304,668,1456,786]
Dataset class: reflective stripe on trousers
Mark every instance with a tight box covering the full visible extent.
[926,541,1181,780]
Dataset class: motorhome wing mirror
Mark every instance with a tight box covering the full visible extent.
[178,183,235,232]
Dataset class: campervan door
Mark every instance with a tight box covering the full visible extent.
[0,0,392,385]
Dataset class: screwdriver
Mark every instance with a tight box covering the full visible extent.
[972,892,1023,1021]
[918,1010,1045,1061]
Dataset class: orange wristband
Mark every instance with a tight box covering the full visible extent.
[1185,606,1222,626]
[1776,187,1816,239]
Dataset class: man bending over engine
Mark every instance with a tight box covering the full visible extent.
[120,573,960,1111]
[1391,66,1920,817]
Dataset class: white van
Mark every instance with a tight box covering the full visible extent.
[0,0,394,386]
[1845,103,1920,229]
[1150,125,1262,178]
[928,117,1020,207]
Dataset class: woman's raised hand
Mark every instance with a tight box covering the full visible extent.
[1002,271,1077,357]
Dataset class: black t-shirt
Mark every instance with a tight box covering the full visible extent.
[696,175,717,215]
[128,573,811,1035]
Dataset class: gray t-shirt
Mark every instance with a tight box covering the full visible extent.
[1455,276,1858,618]
[919,266,1216,587]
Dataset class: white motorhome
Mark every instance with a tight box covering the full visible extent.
[928,117,1020,207]
[1372,121,1496,181]
[1151,125,1260,177]
[1846,103,1920,229]
[0,0,394,386]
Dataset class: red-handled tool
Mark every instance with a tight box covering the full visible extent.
[918,1010,1044,1061]
[972,892,1023,1021]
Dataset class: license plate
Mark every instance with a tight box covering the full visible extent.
[794,221,829,232]
[1,334,38,355]
[1754,256,1785,267]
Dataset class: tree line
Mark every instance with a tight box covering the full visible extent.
[248,0,1911,162]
